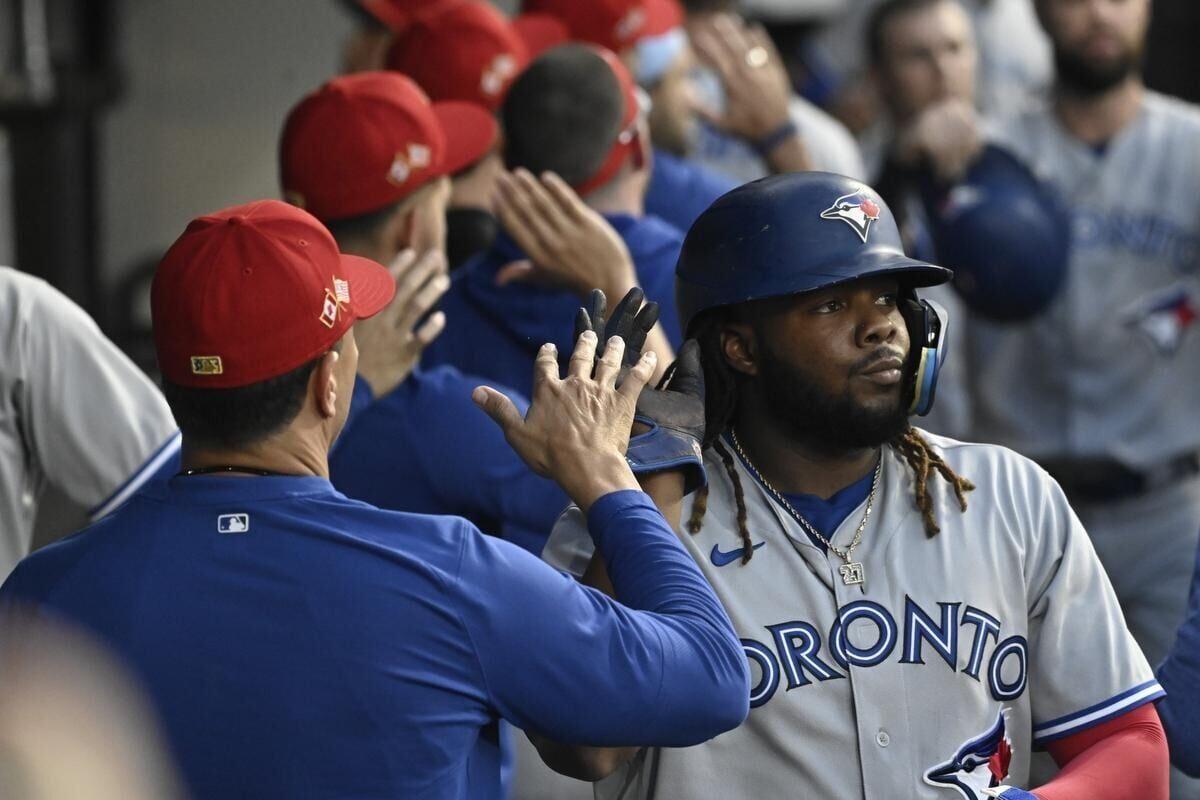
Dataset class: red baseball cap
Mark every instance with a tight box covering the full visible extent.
[576,47,644,195]
[523,0,649,54]
[385,1,567,111]
[152,200,395,389]
[643,0,683,37]
[280,71,497,222]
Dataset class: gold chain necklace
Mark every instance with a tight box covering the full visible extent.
[729,430,881,586]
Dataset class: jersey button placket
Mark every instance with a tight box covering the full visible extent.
[875,730,890,748]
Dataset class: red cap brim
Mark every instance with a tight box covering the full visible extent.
[511,13,570,57]
[643,0,684,37]
[339,253,396,321]
[433,102,500,176]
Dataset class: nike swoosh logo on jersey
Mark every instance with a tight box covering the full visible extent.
[709,541,766,567]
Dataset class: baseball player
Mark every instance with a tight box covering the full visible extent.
[958,0,1200,718]
[383,1,569,270]
[423,43,682,398]
[544,173,1169,799]
[0,266,179,580]
[276,70,577,555]
[0,198,749,799]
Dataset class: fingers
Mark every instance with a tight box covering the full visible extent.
[568,330,598,379]
[540,172,590,224]
[618,350,658,402]
[587,288,607,335]
[533,342,560,391]
[387,248,418,281]
[412,310,446,348]
[594,335,626,389]
[498,169,568,250]
[393,266,450,332]
[495,172,557,262]
[608,287,645,342]
[627,301,660,356]
[574,307,593,345]
[472,385,526,438]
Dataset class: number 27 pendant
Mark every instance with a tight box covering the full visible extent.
[839,562,866,586]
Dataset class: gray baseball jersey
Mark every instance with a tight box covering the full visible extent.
[0,267,179,579]
[544,430,1159,799]
[965,92,1200,468]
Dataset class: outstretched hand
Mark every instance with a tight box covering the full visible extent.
[473,331,658,512]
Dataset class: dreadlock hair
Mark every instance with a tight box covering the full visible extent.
[681,306,975,564]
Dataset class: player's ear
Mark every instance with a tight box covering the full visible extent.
[313,350,341,420]
[720,322,758,377]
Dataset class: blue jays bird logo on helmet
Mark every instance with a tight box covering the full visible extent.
[820,189,882,243]
[924,710,1013,799]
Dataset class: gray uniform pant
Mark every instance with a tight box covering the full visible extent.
[1077,474,1200,799]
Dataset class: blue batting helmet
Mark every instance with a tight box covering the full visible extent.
[920,145,1070,323]
[675,172,954,416]
[676,172,951,335]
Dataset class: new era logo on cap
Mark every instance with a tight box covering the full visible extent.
[191,356,224,375]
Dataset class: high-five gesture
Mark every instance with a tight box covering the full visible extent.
[473,332,657,512]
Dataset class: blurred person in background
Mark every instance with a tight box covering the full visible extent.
[952,2,1200,790]
[808,0,1051,139]
[280,70,571,558]
[678,0,865,183]
[423,44,680,398]
[0,614,184,800]
[384,0,569,268]
[0,267,179,582]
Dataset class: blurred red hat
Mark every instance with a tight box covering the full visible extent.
[386,1,567,111]
[522,0,681,53]
[280,71,498,222]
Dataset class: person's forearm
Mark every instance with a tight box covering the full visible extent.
[581,470,687,598]
[1036,705,1168,800]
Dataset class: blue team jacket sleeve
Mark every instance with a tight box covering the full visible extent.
[1157,531,1200,776]
[454,491,748,747]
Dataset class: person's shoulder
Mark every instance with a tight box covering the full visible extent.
[1142,90,1200,133]
[913,428,1053,487]
[0,266,89,329]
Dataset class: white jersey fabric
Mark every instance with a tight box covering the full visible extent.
[545,431,1159,799]
[0,267,179,579]
[968,92,1200,467]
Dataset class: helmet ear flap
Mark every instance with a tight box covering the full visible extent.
[901,295,948,417]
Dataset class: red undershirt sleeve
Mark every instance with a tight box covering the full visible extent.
[1032,704,1168,800]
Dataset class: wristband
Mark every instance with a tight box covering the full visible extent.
[625,416,707,496]
[753,120,799,157]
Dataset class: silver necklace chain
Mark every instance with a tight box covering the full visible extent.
[729,429,881,586]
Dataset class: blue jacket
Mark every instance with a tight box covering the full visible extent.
[1157,530,1200,777]
[330,365,567,555]
[425,215,685,397]
[646,149,737,234]
[93,373,562,556]
[1,482,747,800]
